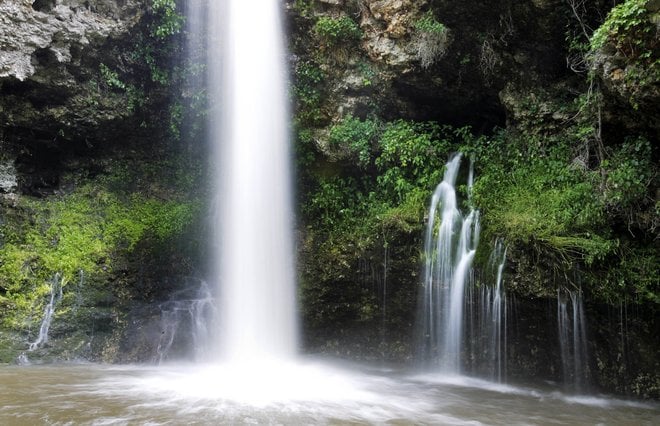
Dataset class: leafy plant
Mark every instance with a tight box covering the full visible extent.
[293,61,326,125]
[590,0,654,57]
[99,64,126,91]
[414,11,448,35]
[603,136,655,211]
[151,0,184,39]
[328,116,380,168]
[314,16,362,47]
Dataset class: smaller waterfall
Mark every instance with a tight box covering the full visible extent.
[28,273,64,351]
[484,240,507,382]
[155,280,215,363]
[417,154,479,373]
[466,239,507,381]
[380,243,389,353]
[557,288,589,391]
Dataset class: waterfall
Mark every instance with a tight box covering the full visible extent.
[557,288,589,391]
[208,0,297,362]
[464,239,508,381]
[490,241,507,382]
[417,154,479,373]
[28,273,63,351]
[155,280,215,363]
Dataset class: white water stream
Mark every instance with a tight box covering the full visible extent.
[210,0,296,362]
[418,154,480,372]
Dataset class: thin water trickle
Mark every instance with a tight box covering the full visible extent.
[155,280,215,363]
[558,287,590,391]
[28,273,64,351]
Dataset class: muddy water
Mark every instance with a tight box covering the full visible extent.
[0,362,657,425]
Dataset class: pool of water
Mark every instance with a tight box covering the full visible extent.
[1,359,657,425]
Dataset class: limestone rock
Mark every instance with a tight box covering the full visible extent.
[0,159,18,193]
[590,9,660,123]
[0,0,143,81]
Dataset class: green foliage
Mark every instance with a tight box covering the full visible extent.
[414,11,447,35]
[328,116,380,168]
[0,185,200,328]
[304,120,466,240]
[293,61,326,126]
[131,41,174,86]
[307,176,364,230]
[464,130,614,265]
[151,0,184,39]
[99,64,126,90]
[603,136,654,209]
[377,122,463,203]
[590,0,654,56]
[314,16,362,47]
[292,0,314,17]
[98,63,147,113]
[357,61,376,87]
[589,0,659,105]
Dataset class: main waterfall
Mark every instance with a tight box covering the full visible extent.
[209,0,297,362]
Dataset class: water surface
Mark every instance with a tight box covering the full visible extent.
[1,361,657,425]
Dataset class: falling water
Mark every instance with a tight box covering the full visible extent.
[558,288,589,391]
[479,240,507,382]
[28,273,64,351]
[155,280,215,363]
[418,154,480,373]
[465,239,508,381]
[208,0,297,362]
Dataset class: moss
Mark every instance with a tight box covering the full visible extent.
[0,184,201,330]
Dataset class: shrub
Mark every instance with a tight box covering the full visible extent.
[328,116,380,168]
[590,0,654,58]
[293,61,326,125]
[151,0,184,39]
[412,11,450,69]
[603,137,652,205]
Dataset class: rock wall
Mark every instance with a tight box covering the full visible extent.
[0,0,205,365]
[290,0,658,398]
[0,0,656,399]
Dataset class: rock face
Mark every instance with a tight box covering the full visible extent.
[0,0,143,81]
[290,0,659,398]
[590,2,660,130]
[0,0,656,399]
[0,0,156,196]
[0,160,18,193]
[0,0,202,365]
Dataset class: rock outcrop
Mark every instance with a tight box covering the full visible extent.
[0,0,143,81]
